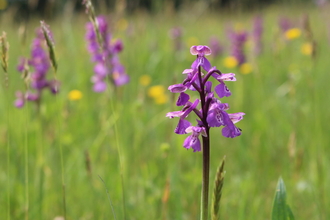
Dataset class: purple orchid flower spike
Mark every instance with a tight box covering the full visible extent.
[252,15,263,56]
[85,15,129,92]
[166,45,245,220]
[228,30,248,65]
[15,23,59,109]
[167,44,244,149]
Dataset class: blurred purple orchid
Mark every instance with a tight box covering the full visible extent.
[15,25,59,109]
[85,16,129,92]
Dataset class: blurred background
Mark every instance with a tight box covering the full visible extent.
[1,0,330,219]
[0,0,325,19]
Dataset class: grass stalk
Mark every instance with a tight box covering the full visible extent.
[109,98,126,220]
[55,72,66,220]
[41,21,66,219]
[1,31,10,220]
[24,103,29,220]
[99,175,117,220]
[7,110,10,220]
[211,156,226,220]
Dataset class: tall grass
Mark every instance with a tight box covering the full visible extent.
[1,3,330,219]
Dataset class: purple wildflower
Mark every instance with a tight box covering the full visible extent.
[209,37,223,58]
[85,16,129,92]
[252,15,263,56]
[167,45,244,152]
[228,29,248,65]
[169,26,183,51]
[278,17,292,33]
[15,25,59,109]
[183,126,207,152]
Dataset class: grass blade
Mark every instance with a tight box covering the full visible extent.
[272,177,295,220]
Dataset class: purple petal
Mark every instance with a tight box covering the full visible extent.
[94,63,108,77]
[166,111,184,118]
[17,58,27,72]
[215,83,231,98]
[182,69,193,74]
[222,125,241,138]
[49,80,60,94]
[26,92,39,101]
[217,73,236,81]
[200,57,211,72]
[183,134,201,152]
[14,99,25,108]
[176,92,190,106]
[221,112,242,138]
[175,118,191,134]
[93,81,107,92]
[191,57,211,72]
[168,84,187,93]
[112,39,123,53]
[205,81,212,93]
[181,99,200,118]
[183,135,193,150]
[207,108,226,127]
[190,45,212,56]
[113,72,130,86]
[229,112,245,124]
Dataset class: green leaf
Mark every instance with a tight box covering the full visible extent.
[287,205,295,220]
[271,177,295,220]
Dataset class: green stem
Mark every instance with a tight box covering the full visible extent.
[24,103,29,220]
[197,64,211,220]
[58,98,66,220]
[109,96,126,220]
[5,81,10,220]
[52,67,66,219]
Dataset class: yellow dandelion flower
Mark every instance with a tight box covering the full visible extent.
[148,85,165,98]
[301,42,312,56]
[139,75,151,86]
[154,94,168,105]
[239,63,253,74]
[0,0,8,10]
[68,90,83,101]
[116,18,128,31]
[285,28,301,40]
[223,56,238,68]
[186,37,199,48]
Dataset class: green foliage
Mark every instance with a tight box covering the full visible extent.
[272,177,295,220]
[0,3,330,220]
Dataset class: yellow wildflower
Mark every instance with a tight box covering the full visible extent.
[223,56,238,68]
[148,85,165,98]
[148,85,168,104]
[186,37,199,48]
[68,90,83,101]
[301,42,312,56]
[139,75,151,86]
[154,94,168,104]
[285,28,301,40]
[239,63,252,74]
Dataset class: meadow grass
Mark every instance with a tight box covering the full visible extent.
[1,3,330,219]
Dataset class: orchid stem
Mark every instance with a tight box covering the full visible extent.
[201,133,210,220]
[198,64,210,220]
